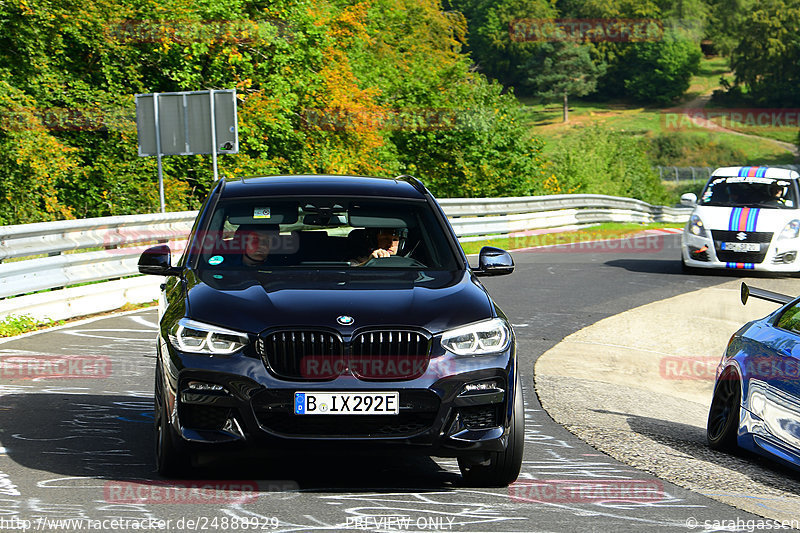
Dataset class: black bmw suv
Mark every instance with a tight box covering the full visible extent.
[139,174,523,486]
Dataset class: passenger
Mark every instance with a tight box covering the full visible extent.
[236,224,279,267]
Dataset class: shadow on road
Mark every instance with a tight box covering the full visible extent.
[592,408,800,493]
[0,393,461,490]
[604,259,788,279]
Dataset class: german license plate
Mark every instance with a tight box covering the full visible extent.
[294,392,399,415]
[722,242,759,252]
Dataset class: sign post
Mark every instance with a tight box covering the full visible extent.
[135,89,238,212]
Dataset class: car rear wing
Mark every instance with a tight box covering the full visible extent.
[740,282,794,306]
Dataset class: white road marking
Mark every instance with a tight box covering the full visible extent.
[128,316,158,329]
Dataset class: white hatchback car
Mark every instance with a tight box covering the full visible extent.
[681,166,800,272]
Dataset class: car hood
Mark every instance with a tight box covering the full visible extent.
[691,205,798,233]
[183,269,495,335]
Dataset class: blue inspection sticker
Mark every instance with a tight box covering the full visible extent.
[208,255,224,266]
[294,393,305,414]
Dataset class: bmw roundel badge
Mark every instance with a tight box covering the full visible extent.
[337,315,354,326]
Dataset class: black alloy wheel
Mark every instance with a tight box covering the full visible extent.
[707,370,741,451]
[458,374,525,487]
[154,370,189,477]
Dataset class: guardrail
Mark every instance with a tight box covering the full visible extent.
[0,195,690,323]
[656,166,714,182]
[439,194,689,239]
[657,165,800,182]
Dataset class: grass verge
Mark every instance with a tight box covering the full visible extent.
[460,222,684,255]
[521,56,796,168]
[0,300,157,338]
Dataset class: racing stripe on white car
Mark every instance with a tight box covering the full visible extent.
[728,207,760,232]
[737,166,769,178]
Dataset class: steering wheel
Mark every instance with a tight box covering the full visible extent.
[363,255,426,268]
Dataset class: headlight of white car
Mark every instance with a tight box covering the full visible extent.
[168,318,248,355]
[441,318,511,356]
[779,219,800,240]
[688,214,707,237]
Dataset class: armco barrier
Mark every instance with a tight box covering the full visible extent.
[0,195,690,323]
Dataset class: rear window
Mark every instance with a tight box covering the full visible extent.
[189,197,460,271]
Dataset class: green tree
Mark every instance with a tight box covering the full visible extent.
[615,32,702,105]
[0,0,558,224]
[557,0,701,104]
[728,0,800,106]
[448,0,557,92]
[351,0,557,197]
[704,0,753,55]
[526,43,606,122]
[0,81,79,224]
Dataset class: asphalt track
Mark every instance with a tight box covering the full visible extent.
[0,234,788,532]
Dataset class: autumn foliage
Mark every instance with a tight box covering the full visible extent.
[0,0,555,224]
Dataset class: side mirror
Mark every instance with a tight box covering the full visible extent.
[680,193,697,207]
[138,245,182,276]
[475,246,514,276]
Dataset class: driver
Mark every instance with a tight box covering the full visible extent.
[370,228,402,258]
[350,228,403,265]
[768,182,788,206]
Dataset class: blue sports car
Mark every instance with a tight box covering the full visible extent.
[708,283,800,467]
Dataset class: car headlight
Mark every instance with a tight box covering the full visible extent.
[441,318,511,356]
[168,318,248,355]
[687,214,707,237]
[779,219,800,240]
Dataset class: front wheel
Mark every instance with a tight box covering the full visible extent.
[154,371,190,477]
[707,371,741,451]
[458,374,525,487]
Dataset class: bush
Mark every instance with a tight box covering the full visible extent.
[549,125,670,205]
[0,314,39,337]
[647,132,747,167]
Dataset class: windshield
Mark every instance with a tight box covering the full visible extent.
[190,197,460,272]
[698,176,797,208]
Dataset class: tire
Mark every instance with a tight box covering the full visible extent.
[458,375,525,487]
[707,371,741,451]
[154,370,190,477]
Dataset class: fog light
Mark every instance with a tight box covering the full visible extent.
[464,380,499,392]
[187,381,227,392]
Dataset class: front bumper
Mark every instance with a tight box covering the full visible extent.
[682,231,800,272]
[157,338,517,458]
